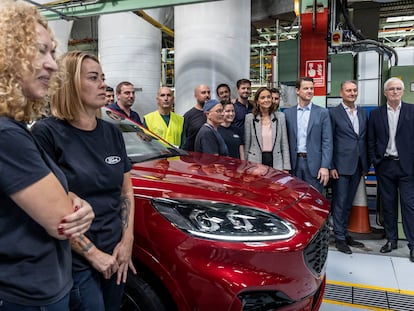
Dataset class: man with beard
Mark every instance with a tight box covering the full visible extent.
[108,81,142,124]
[216,83,233,104]
[232,79,253,135]
[181,84,211,151]
[270,88,281,111]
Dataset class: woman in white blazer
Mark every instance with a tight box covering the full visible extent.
[244,87,291,172]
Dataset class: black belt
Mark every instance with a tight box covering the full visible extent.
[385,155,399,161]
[297,153,307,158]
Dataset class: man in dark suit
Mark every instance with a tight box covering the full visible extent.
[330,80,368,254]
[368,77,414,262]
[284,77,333,193]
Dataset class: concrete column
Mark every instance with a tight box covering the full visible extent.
[174,0,251,114]
[98,10,163,116]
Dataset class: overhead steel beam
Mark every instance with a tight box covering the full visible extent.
[40,0,223,21]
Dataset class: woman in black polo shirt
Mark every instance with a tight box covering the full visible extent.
[32,51,136,311]
[0,2,93,309]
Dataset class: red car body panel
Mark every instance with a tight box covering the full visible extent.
[130,154,329,311]
[102,107,330,311]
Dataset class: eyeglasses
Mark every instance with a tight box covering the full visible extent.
[386,87,403,92]
[210,109,223,113]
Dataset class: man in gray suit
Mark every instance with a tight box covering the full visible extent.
[329,80,368,254]
[284,77,333,193]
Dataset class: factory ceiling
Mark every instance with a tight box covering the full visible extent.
[29,0,414,51]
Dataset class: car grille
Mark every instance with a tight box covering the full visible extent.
[303,222,330,277]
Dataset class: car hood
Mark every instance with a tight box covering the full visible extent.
[130,152,330,228]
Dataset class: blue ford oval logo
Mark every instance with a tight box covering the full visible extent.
[105,156,121,164]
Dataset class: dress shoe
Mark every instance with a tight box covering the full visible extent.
[346,236,365,248]
[410,249,414,263]
[380,240,398,253]
[335,239,352,254]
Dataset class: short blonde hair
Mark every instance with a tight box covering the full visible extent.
[0,1,57,122]
[50,51,100,121]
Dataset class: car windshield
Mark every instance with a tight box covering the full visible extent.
[101,107,187,163]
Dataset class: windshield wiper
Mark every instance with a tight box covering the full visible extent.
[130,148,188,163]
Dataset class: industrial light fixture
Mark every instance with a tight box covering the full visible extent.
[386,15,414,23]
[374,0,402,3]
[294,0,300,16]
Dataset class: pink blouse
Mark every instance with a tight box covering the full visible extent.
[261,123,272,152]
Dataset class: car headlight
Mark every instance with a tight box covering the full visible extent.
[151,198,296,241]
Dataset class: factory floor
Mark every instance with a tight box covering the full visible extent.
[320,195,414,311]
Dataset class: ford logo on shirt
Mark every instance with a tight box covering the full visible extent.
[105,156,121,165]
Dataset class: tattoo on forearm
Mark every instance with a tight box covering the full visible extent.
[120,195,131,230]
[71,234,93,254]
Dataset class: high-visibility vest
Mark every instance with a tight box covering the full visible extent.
[144,111,184,146]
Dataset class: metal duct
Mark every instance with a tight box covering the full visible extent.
[251,0,297,27]
[35,0,73,56]
[174,0,251,114]
[98,10,163,116]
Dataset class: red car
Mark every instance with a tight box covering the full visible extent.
[102,107,330,311]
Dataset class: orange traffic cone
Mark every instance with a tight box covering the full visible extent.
[348,176,371,234]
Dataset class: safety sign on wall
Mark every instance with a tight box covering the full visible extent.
[305,60,325,88]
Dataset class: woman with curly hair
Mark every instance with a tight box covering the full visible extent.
[32,50,136,311]
[244,87,291,172]
[0,1,94,310]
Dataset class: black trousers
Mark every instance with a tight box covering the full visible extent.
[376,158,414,249]
[262,152,273,167]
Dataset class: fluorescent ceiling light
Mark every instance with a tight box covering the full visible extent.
[374,0,402,3]
[382,21,414,29]
[386,16,414,23]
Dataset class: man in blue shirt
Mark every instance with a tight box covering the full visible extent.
[108,81,142,124]
[329,80,368,254]
[284,77,333,194]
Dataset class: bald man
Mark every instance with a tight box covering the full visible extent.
[143,87,183,147]
[181,84,211,151]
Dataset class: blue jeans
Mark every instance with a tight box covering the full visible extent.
[0,293,69,311]
[70,268,125,311]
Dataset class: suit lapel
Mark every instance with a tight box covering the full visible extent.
[380,105,389,137]
[254,115,263,150]
[396,102,405,133]
[291,107,298,138]
[357,107,365,135]
[271,113,278,151]
[338,105,356,135]
[307,105,315,136]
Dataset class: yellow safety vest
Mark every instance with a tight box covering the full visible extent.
[144,111,184,146]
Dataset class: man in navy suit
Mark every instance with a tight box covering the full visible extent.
[330,80,368,254]
[368,77,414,262]
[284,77,333,193]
